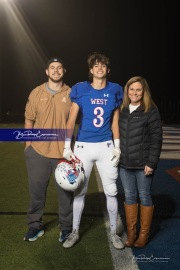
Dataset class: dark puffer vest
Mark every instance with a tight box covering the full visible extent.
[119,105,162,169]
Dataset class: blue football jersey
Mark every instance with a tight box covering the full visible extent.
[70,81,123,142]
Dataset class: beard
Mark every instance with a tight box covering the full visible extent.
[48,74,63,83]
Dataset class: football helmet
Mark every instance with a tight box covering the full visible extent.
[55,158,84,192]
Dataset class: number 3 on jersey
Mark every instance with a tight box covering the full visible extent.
[93,107,104,127]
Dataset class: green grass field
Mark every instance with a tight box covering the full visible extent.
[0,123,114,270]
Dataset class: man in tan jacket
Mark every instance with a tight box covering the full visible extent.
[24,57,73,243]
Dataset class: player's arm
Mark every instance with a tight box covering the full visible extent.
[24,119,34,148]
[111,107,120,140]
[63,102,79,160]
[66,102,80,138]
[110,107,120,166]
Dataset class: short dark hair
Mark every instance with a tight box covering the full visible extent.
[87,52,110,81]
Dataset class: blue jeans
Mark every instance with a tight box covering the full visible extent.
[119,167,153,206]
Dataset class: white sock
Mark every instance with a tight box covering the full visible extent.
[73,195,85,231]
[106,194,118,233]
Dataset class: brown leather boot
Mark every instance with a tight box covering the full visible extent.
[134,205,154,248]
[124,203,138,247]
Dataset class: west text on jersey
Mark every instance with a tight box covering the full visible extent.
[90,98,108,105]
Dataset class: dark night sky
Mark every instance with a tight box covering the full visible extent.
[0,0,178,123]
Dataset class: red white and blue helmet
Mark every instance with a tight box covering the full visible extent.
[55,158,84,192]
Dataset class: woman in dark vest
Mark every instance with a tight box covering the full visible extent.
[119,76,162,248]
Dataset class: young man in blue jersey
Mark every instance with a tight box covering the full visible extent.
[62,52,124,249]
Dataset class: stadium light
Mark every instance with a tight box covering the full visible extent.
[1,0,46,83]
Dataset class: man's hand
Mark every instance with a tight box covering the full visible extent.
[110,147,121,167]
[63,139,76,161]
[63,147,76,161]
[110,139,121,167]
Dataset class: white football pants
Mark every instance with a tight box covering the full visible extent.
[73,140,118,232]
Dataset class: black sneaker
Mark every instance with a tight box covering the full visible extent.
[24,227,44,241]
[59,230,71,243]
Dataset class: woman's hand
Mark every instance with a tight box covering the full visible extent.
[144,165,154,176]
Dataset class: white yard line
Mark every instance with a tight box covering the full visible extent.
[94,165,139,270]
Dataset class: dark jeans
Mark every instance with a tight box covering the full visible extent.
[119,167,153,206]
[24,145,73,230]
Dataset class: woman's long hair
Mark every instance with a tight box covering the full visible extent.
[121,76,156,112]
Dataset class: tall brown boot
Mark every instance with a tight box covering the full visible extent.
[134,205,154,248]
[124,203,138,247]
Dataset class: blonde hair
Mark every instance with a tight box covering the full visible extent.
[121,76,156,112]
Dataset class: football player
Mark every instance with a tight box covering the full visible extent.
[63,52,124,249]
